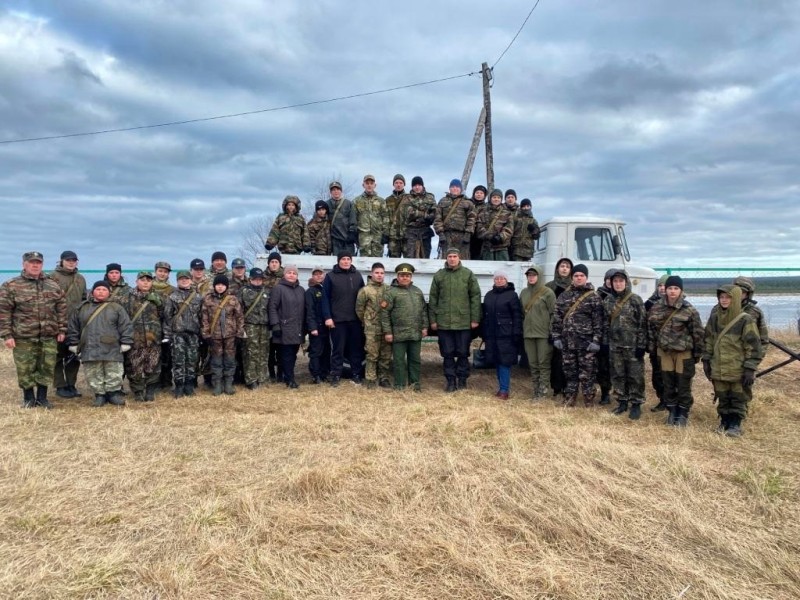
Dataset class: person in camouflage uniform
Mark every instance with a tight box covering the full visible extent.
[519,266,556,399]
[603,270,648,420]
[476,189,514,260]
[326,181,358,256]
[356,263,392,388]
[163,271,203,398]
[546,258,574,397]
[238,268,271,389]
[305,266,331,383]
[396,175,436,258]
[308,201,332,255]
[732,276,768,404]
[209,251,232,282]
[645,275,668,411]
[647,275,704,427]
[119,272,164,401]
[228,257,249,385]
[0,251,67,408]
[190,258,212,296]
[503,189,519,250]
[595,269,617,406]
[550,264,606,407]
[354,174,389,257]
[266,196,311,255]
[385,174,407,258]
[469,185,488,261]
[104,263,131,302]
[381,263,429,391]
[433,179,476,259]
[702,285,762,437]
[152,261,176,391]
[67,281,133,407]
[510,199,540,261]
[201,274,245,396]
[264,252,284,382]
[49,250,87,398]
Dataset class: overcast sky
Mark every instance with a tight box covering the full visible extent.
[1,0,799,278]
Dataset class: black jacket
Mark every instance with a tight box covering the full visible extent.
[482,283,523,367]
[321,265,364,323]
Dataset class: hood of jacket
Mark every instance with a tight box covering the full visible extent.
[282,194,302,213]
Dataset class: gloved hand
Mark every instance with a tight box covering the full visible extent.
[527,223,536,234]
[381,234,389,245]
[264,243,274,251]
[346,232,358,245]
[490,234,502,245]
[742,368,755,387]
[68,345,79,354]
[423,215,435,226]
[553,339,563,351]
[162,338,170,344]
[635,347,646,360]
[238,331,248,339]
[302,246,312,254]
[271,325,281,334]
[146,292,162,306]
[120,344,131,353]
[702,359,712,381]
[587,342,601,353]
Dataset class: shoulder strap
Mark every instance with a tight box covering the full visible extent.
[443,198,462,226]
[523,287,547,313]
[713,312,747,353]
[209,295,230,334]
[78,303,110,351]
[563,291,594,322]
[130,297,152,323]
[609,292,633,324]
[243,288,266,320]
[659,307,681,333]
[174,290,197,323]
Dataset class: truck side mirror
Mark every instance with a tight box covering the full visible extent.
[612,235,622,257]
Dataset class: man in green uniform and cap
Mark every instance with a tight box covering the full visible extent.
[49,250,87,398]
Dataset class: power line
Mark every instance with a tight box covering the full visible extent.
[492,0,543,69]
[0,71,478,145]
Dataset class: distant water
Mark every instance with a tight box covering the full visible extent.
[689,295,800,331]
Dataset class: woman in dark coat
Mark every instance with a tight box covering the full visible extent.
[267,265,305,388]
[482,270,523,399]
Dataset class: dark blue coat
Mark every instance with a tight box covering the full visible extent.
[482,283,523,367]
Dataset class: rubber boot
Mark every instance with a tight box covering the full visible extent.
[675,406,689,427]
[22,388,36,408]
[628,403,642,420]
[107,390,125,406]
[174,379,184,399]
[725,414,743,437]
[36,386,53,409]
[144,385,156,402]
[612,400,628,415]
[223,377,235,395]
[93,393,108,407]
[212,377,223,397]
[445,377,457,393]
[665,405,678,426]
[599,392,611,405]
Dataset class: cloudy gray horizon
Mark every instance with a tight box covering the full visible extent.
[1,0,799,277]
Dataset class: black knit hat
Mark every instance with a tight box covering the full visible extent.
[505,189,517,199]
[106,262,122,273]
[337,250,353,260]
[472,185,488,196]
[314,200,329,212]
[92,280,110,292]
[665,275,684,290]
[411,176,424,187]
[571,263,589,277]
[520,198,532,208]
[211,251,227,262]
[213,274,229,288]
[267,252,282,264]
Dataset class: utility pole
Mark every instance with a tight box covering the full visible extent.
[461,62,494,192]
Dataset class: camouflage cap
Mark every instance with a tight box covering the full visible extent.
[329,180,343,190]
[733,275,755,293]
[154,261,172,271]
[231,258,246,268]
[137,271,154,280]
[363,174,376,182]
[176,270,191,280]
[23,251,44,262]
[446,248,461,257]
[395,263,415,274]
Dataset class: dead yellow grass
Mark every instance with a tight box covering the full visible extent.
[1,339,799,599]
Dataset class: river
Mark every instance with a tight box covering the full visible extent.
[688,295,800,331]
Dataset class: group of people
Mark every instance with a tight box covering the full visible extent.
[0,248,768,437]
[265,176,540,261]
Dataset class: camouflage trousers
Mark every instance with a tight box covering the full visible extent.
[209,337,236,379]
[243,323,270,385]
[404,228,432,258]
[83,361,124,395]
[171,332,200,383]
[562,347,598,404]
[364,333,392,383]
[359,236,384,258]
[657,349,695,409]
[12,338,58,389]
[481,247,510,261]
[437,233,470,259]
[713,379,749,418]
[124,344,161,393]
[610,348,645,404]
[388,238,403,258]
[53,341,81,389]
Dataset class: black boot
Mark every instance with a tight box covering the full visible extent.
[287,380,299,389]
[725,414,743,437]
[174,379,184,399]
[36,386,53,409]
[675,406,689,427]
[133,390,146,402]
[379,378,392,389]
[69,385,82,397]
[56,386,74,398]
[457,377,468,390]
[715,414,729,434]
[144,385,156,402]
[93,393,108,407]
[22,388,36,408]
[628,403,642,420]
[223,377,235,395]
[612,400,628,415]
[183,380,195,396]
[650,400,667,412]
[212,378,223,397]
[665,405,678,426]
[445,377,457,393]
[599,393,611,405]
[107,390,125,406]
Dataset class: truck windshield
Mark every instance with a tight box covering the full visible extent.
[617,225,631,262]
[575,227,615,261]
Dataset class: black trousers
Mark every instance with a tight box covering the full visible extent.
[308,329,331,379]
[330,320,365,378]
[278,344,300,383]
[437,329,472,379]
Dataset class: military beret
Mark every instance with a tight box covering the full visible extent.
[154,261,171,271]
[176,270,191,280]
[232,258,246,268]
[190,258,205,270]
[60,250,78,261]
[23,251,44,262]
[395,263,415,274]
[249,268,264,279]
[137,271,154,280]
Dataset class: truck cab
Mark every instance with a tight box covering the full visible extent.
[534,217,656,297]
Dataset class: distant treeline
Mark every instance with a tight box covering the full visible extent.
[663,276,800,295]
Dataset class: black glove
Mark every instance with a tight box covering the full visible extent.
[381,234,390,245]
[490,234,502,245]
[527,223,536,234]
[346,232,358,245]
[264,243,274,251]
[635,347,646,360]
[302,246,312,253]
[271,324,281,334]
[702,359,712,381]
[423,215,435,226]
[741,368,755,387]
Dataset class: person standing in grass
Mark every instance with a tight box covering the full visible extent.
[702,285,761,437]
[381,263,428,391]
[322,251,365,387]
[268,265,306,389]
[119,271,164,402]
[201,274,245,396]
[305,266,331,384]
[356,262,392,389]
[482,270,523,400]
[519,265,556,400]
[645,275,669,412]
[238,268,271,390]
[163,271,203,398]
[49,250,87,399]
[546,257,574,398]
[732,276,769,405]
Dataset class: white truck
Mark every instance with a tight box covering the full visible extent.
[255,216,657,298]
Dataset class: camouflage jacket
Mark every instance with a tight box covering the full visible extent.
[380,281,429,342]
[385,190,406,235]
[228,275,248,297]
[67,299,134,362]
[201,291,244,340]
[192,276,212,296]
[267,214,310,254]
[742,300,769,360]
[48,265,87,316]
[551,282,605,350]
[433,194,476,235]
[106,278,131,303]
[603,288,647,350]
[264,268,284,291]
[151,279,176,298]
[326,197,358,244]
[703,289,762,381]
[356,278,388,335]
[647,294,703,359]
[119,289,163,347]
[308,215,332,255]
[394,191,435,236]
[510,208,540,260]
[0,272,67,340]
[354,192,388,240]
[475,204,513,249]
[238,283,270,326]
[163,287,203,337]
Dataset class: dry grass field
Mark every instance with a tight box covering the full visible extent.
[1,335,799,600]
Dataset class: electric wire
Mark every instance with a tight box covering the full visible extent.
[492,0,543,69]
